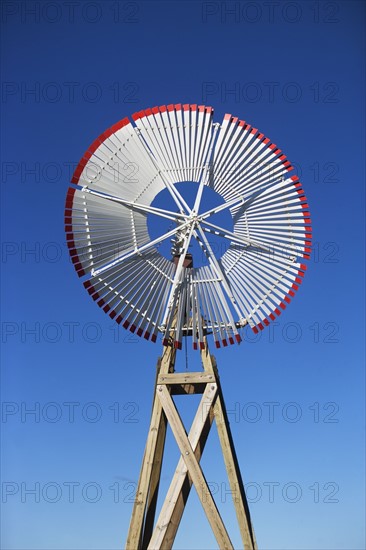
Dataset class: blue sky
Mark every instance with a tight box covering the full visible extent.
[1,1,365,549]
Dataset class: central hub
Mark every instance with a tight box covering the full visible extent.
[148,181,233,267]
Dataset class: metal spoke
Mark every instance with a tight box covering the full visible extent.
[161,223,196,330]
[198,195,245,222]
[163,177,192,216]
[193,225,244,320]
[83,188,187,222]
[201,219,270,252]
[192,175,206,215]
[92,221,190,276]
[198,186,271,222]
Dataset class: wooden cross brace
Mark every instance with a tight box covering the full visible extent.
[125,344,257,550]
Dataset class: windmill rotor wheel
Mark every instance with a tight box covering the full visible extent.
[65,104,311,350]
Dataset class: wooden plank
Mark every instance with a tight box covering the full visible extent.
[159,344,177,375]
[125,346,175,549]
[141,344,178,545]
[125,392,164,548]
[200,342,216,374]
[157,384,234,550]
[141,410,167,548]
[214,392,257,550]
[148,383,217,549]
[158,372,215,385]
[169,383,205,395]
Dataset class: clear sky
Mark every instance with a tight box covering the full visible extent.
[1,1,365,549]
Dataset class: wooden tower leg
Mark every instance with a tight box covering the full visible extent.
[140,403,167,548]
[125,346,176,550]
[202,348,258,550]
[125,342,257,550]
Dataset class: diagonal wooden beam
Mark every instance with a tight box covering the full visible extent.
[148,383,217,548]
[159,409,214,548]
[157,384,234,550]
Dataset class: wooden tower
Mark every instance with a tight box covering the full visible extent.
[125,334,257,549]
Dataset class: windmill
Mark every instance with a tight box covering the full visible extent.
[65,104,311,549]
